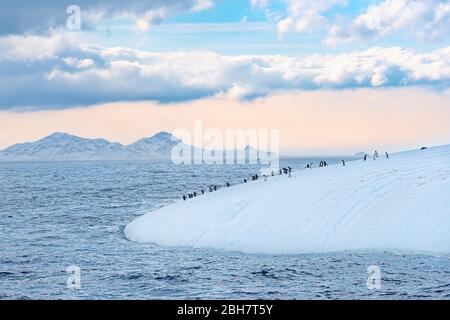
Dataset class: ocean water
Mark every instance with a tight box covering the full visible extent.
[0,159,449,300]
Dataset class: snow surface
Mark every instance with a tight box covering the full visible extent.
[125,145,450,254]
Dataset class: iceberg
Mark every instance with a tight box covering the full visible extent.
[125,145,450,254]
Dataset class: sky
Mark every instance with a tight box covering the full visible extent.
[0,0,449,154]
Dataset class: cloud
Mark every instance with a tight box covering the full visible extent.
[325,0,450,45]
[0,32,449,109]
[272,0,347,35]
[251,0,270,10]
[0,32,79,62]
[0,0,214,35]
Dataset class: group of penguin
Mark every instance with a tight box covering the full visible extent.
[182,152,390,201]
[182,166,293,201]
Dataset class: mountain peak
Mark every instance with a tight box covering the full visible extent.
[153,131,172,137]
[46,132,76,139]
[127,132,181,156]
[150,132,179,141]
[131,132,181,145]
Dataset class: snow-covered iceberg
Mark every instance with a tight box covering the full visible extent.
[125,145,450,254]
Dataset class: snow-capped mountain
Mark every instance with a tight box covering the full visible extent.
[128,132,182,156]
[0,132,128,160]
[0,131,276,161]
[0,132,182,161]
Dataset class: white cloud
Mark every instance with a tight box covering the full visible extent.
[0,33,449,109]
[191,0,215,12]
[0,32,78,62]
[133,8,167,31]
[325,0,450,45]
[276,0,347,34]
[0,0,215,35]
[63,57,95,69]
[112,0,215,32]
[251,0,270,10]
[277,17,293,34]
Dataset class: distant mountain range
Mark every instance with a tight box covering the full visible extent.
[0,132,271,161]
[0,132,183,161]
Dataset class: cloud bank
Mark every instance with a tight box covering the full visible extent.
[0,0,214,35]
[325,0,450,45]
[254,0,450,44]
[276,0,347,34]
[0,32,449,109]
